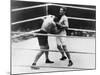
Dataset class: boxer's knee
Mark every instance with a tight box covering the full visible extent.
[57,45,62,50]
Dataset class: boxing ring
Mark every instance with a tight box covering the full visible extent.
[11,1,96,75]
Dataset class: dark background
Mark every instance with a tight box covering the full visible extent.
[11,0,96,35]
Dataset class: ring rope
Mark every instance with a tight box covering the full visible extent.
[11,16,46,25]
[12,4,47,12]
[12,29,40,39]
[11,32,93,39]
[12,48,95,54]
[68,16,96,21]
[11,28,95,39]
[12,16,96,25]
[11,3,95,12]
[11,28,96,35]
[51,3,96,11]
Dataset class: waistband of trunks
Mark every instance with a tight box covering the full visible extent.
[40,45,49,49]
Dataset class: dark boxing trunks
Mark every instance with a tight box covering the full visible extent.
[35,30,49,49]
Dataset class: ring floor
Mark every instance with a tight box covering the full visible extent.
[12,36,95,74]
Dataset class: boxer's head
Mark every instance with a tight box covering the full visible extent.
[59,7,66,15]
[43,15,55,20]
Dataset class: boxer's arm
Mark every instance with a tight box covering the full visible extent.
[57,16,69,29]
[50,25,62,34]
